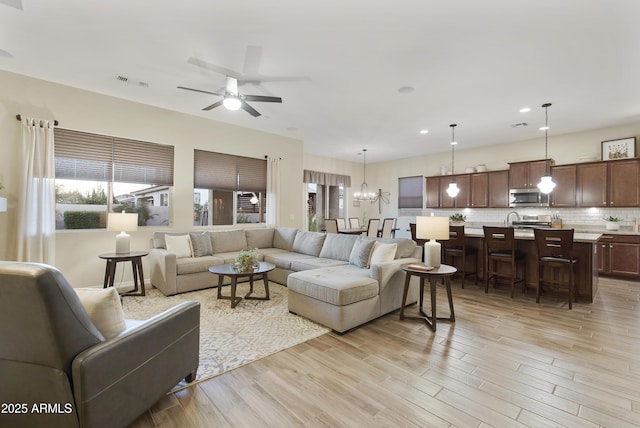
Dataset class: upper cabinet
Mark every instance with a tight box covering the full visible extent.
[578,158,640,207]
[550,164,577,207]
[508,160,552,189]
[426,171,508,209]
[439,174,470,208]
[488,170,510,208]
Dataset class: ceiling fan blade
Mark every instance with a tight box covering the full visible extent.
[226,76,239,95]
[242,95,283,103]
[241,76,312,85]
[177,86,222,96]
[187,57,242,80]
[241,101,261,117]
[202,100,224,111]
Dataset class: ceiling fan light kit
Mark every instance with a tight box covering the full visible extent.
[222,96,241,111]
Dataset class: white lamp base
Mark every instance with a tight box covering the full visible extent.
[115,232,131,254]
[424,239,442,267]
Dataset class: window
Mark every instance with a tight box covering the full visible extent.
[54,129,174,230]
[303,170,351,231]
[193,149,267,226]
[398,176,423,208]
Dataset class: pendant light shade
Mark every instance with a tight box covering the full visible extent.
[446,124,460,198]
[537,103,556,194]
[354,149,376,201]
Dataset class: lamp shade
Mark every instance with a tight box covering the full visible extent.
[537,175,556,194]
[446,182,460,198]
[416,216,449,267]
[0,197,6,212]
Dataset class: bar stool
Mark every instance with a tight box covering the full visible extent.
[534,228,578,309]
[483,226,526,298]
[442,225,478,288]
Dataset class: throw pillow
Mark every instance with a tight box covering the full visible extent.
[165,234,193,258]
[369,242,397,267]
[349,237,376,268]
[74,287,126,340]
[190,232,213,257]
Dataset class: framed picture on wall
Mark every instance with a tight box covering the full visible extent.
[601,137,636,160]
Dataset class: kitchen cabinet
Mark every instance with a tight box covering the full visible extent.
[578,158,640,207]
[440,174,470,208]
[488,170,509,208]
[598,234,640,277]
[425,176,440,208]
[550,164,577,207]
[470,173,489,207]
[509,159,552,189]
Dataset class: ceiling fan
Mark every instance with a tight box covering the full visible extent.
[178,75,282,117]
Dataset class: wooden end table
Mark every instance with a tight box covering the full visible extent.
[400,263,457,331]
[208,261,276,308]
[98,251,149,296]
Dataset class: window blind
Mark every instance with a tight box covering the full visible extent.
[54,129,174,186]
[303,170,351,187]
[398,175,423,208]
[194,149,267,192]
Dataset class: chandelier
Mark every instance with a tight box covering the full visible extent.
[354,149,377,201]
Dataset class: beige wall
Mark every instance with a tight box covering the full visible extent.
[0,70,304,286]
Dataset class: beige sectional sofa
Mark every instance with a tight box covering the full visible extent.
[148,227,422,332]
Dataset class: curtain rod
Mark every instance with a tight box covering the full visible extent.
[264,155,282,160]
[16,114,59,126]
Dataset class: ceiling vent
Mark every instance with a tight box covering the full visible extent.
[511,122,528,128]
[115,75,149,88]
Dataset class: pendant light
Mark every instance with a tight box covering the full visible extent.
[537,103,556,194]
[446,124,460,198]
[353,149,376,201]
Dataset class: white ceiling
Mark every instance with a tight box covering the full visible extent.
[2,0,640,163]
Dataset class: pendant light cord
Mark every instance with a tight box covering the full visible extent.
[450,124,457,175]
[542,103,552,174]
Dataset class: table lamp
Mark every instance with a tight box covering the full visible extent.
[416,216,449,267]
[107,211,138,254]
[0,197,6,212]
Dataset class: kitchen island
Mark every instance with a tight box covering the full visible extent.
[460,228,601,303]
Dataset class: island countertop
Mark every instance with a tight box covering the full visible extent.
[463,227,601,243]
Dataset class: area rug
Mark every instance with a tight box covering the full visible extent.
[121,282,330,391]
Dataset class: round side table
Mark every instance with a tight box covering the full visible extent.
[98,251,149,296]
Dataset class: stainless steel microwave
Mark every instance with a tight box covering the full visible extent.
[509,188,550,207]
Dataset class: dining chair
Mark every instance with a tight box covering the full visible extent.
[534,228,578,309]
[380,218,396,238]
[325,219,339,234]
[336,218,347,231]
[349,217,360,228]
[366,219,380,237]
[442,225,478,288]
[483,226,525,298]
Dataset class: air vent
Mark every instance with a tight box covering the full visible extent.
[115,75,149,88]
[511,122,528,128]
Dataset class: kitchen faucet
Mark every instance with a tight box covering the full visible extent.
[506,211,520,226]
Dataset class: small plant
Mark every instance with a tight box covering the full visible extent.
[603,216,621,222]
[235,248,258,271]
[449,213,466,222]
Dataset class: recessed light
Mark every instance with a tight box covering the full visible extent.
[539,126,549,131]
[419,129,429,134]
[398,86,414,94]
[519,107,531,113]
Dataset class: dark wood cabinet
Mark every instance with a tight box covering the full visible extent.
[428,174,470,208]
[578,158,640,207]
[598,234,640,277]
[550,164,577,207]
[425,177,440,208]
[488,170,509,208]
[470,173,489,208]
[509,160,551,189]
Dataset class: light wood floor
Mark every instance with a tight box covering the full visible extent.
[129,276,640,427]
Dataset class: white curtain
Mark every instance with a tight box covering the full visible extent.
[266,156,281,226]
[17,117,56,264]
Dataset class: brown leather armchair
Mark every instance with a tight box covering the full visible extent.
[0,261,200,428]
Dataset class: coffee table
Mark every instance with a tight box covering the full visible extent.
[208,261,276,308]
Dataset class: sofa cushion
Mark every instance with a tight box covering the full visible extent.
[190,232,213,257]
[176,255,224,275]
[349,237,376,268]
[369,242,397,266]
[210,229,247,254]
[292,231,326,257]
[288,265,379,306]
[246,228,275,249]
[273,227,299,251]
[214,251,265,264]
[74,287,126,340]
[264,252,315,270]
[319,233,358,262]
[290,258,349,271]
[376,238,416,259]
[165,234,193,258]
